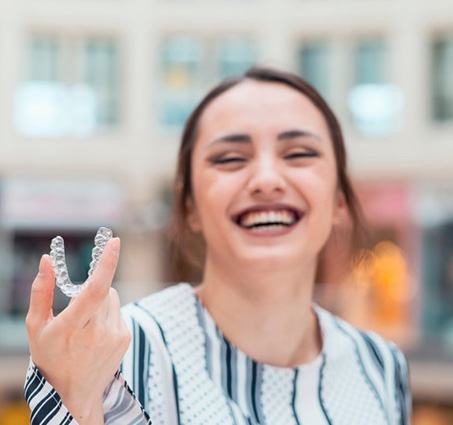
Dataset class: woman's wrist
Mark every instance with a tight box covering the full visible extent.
[64,395,104,425]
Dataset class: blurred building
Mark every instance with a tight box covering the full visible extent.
[0,0,452,423]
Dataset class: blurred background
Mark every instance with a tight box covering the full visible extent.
[0,0,452,423]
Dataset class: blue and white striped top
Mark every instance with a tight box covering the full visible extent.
[24,283,411,424]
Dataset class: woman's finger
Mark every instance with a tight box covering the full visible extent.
[106,288,121,324]
[88,288,120,333]
[90,288,116,325]
[59,238,120,327]
[25,255,55,331]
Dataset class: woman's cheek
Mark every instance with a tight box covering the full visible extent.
[299,164,336,197]
[206,172,243,200]
[198,178,235,224]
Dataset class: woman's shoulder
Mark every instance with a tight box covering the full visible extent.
[314,303,409,376]
[315,304,412,421]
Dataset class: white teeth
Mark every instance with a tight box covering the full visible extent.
[239,209,297,228]
[250,223,288,232]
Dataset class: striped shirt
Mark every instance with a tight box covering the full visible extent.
[24,283,411,424]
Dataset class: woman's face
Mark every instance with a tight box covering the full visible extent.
[188,80,344,269]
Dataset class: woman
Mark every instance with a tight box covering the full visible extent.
[24,67,411,424]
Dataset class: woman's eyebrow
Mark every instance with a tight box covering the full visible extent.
[207,128,321,148]
[277,129,322,141]
[208,133,252,147]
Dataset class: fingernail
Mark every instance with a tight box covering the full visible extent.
[38,254,47,273]
[110,237,120,255]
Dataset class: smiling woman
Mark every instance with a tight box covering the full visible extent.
[24,67,411,425]
[171,69,366,277]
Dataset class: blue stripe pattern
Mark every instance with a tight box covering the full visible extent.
[390,345,410,425]
[318,352,333,425]
[360,330,385,379]
[334,318,389,424]
[135,301,181,425]
[291,368,301,425]
[23,283,412,425]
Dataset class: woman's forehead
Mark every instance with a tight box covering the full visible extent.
[197,80,328,138]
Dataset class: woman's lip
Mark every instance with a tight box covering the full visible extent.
[231,205,304,224]
[233,215,304,237]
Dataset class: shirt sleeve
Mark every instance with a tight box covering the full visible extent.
[24,359,76,425]
[23,358,152,425]
[23,300,154,425]
[23,298,180,425]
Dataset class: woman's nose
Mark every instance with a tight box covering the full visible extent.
[246,157,286,197]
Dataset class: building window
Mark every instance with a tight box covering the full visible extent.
[85,39,120,127]
[431,36,453,122]
[298,41,330,100]
[15,34,120,138]
[27,35,60,82]
[421,221,453,345]
[159,36,204,129]
[354,39,387,85]
[158,35,256,130]
[217,37,256,80]
[348,38,404,137]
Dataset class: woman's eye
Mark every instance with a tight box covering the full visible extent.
[213,157,246,164]
[285,152,318,160]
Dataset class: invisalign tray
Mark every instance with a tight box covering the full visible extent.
[50,227,113,297]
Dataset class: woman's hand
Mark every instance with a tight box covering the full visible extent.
[25,238,131,424]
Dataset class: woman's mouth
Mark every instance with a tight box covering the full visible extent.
[232,206,304,236]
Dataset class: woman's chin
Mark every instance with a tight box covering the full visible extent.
[232,246,311,269]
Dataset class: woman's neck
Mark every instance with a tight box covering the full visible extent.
[195,256,323,368]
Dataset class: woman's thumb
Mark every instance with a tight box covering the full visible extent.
[26,255,55,331]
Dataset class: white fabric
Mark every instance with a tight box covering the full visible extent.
[25,282,411,425]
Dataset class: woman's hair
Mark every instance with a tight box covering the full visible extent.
[166,66,369,282]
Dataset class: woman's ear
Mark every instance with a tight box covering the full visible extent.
[332,190,347,226]
[186,198,202,233]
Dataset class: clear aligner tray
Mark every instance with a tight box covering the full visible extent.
[50,227,113,297]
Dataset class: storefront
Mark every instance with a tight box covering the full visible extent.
[415,185,453,349]
[0,178,124,351]
[314,180,419,345]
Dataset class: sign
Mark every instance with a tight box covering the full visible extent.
[0,179,123,230]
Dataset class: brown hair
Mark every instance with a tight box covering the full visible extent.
[166,66,369,283]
